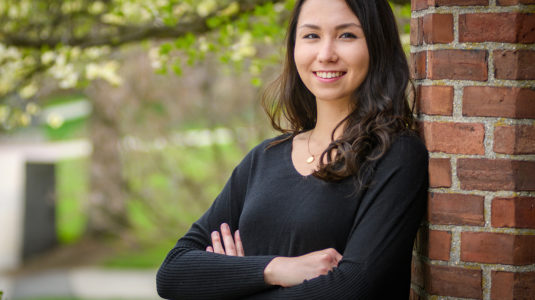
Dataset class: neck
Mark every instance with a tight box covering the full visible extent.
[312,98,352,143]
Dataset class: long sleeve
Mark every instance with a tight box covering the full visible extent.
[156,148,276,300]
[246,135,429,299]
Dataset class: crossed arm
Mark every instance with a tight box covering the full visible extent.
[207,223,343,287]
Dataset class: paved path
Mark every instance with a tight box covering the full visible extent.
[0,268,159,300]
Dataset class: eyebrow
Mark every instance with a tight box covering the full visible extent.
[298,23,362,30]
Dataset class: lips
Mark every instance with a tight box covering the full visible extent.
[314,71,346,79]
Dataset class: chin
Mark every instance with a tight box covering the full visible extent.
[314,93,352,103]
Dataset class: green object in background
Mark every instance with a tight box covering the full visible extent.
[56,158,88,244]
[45,117,88,141]
[101,238,177,269]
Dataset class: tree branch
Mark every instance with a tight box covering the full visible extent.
[1,0,284,49]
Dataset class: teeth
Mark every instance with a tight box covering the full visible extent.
[316,72,343,79]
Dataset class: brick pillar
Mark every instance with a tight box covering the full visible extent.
[410,1,535,299]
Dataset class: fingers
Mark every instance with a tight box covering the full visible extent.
[211,231,225,254]
[220,223,237,256]
[327,248,343,265]
[321,248,343,267]
[235,230,244,256]
[208,223,244,256]
[335,252,343,264]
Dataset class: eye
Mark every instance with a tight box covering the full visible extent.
[340,32,357,39]
[303,33,319,39]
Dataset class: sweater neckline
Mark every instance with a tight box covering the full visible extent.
[285,134,317,179]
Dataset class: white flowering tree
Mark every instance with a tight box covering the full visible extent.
[0,0,295,129]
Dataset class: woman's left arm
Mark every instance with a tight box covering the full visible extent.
[247,135,429,299]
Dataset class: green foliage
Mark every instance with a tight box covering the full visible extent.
[160,0,292,86]
[101,238,177,269]
[0,0,290,129]
[45,117,87,141]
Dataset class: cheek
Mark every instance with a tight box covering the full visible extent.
[348,48,370,74]
[294,44,314,72]
[361,53,370,74]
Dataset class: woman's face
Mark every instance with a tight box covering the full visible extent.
[294,0,369,106]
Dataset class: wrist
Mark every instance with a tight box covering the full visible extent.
[264,257,283,286]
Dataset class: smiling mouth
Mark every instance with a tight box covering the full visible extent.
[314,71,346,79]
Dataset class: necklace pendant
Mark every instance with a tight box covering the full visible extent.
[306,156,315,164]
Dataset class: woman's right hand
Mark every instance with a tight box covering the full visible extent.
[263,248,343,287]
[206,223,244,256]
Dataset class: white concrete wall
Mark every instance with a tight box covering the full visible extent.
[0,151,25,272]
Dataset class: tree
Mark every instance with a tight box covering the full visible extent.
[0,0,291,127]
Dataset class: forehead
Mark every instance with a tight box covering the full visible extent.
[297,0,360,26]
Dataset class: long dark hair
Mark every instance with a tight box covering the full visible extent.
[262,0,415,184]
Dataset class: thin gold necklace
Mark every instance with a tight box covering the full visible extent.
[306,131,322,164]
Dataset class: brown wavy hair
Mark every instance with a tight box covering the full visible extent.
[262,0,416,184]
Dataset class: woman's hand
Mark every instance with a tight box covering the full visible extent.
[206,223,244,256]
[206,224,342,287]
[264,248,343,287]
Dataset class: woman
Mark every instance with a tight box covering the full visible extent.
[157,0,428,298]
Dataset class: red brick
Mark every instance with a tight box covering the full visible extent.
[428,230,451,261]
[494,125,535,154]
[423,14,454,44]
[428,193,485,226]
[421,122,485,155]
[463,86,535,119]
[417,85,453,116]
[425,264,482,299]
[460,13,535,43]
[430,0,489,5]
[428,50,488,80]
[412,0,428,10]
[494,50,535,80]
[411,17,423,46]
[498,0,535,4]
[461,232,535,265]
[411,51,427,79]
[429,158,452,188]
[457,159,535,191]
[414,227,452,261]
[492,197,535,229]
[491,271,535,300]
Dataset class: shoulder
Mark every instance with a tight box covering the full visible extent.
[390,133,428,158]
[380,132,429,170]
[236,133,291,167]
[249,133,292,156]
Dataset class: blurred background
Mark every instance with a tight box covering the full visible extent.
[0,0,410,299]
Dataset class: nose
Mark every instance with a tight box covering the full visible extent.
[317,40,338,63]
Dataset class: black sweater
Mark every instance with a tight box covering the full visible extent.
[157,134,428,299]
